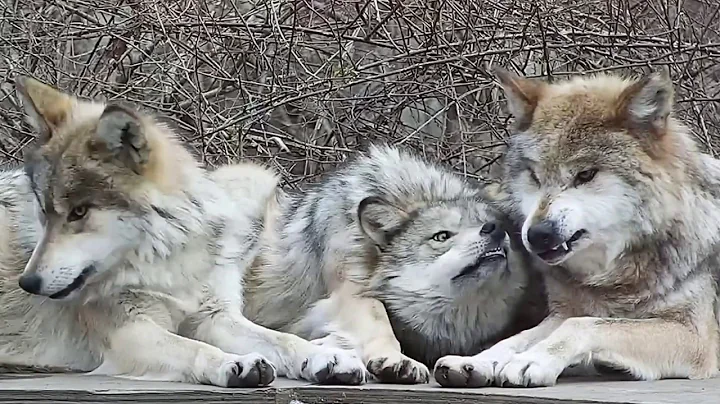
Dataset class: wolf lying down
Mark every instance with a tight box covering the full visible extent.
[0,77,365,387]
[244,144,547,383]
[435,68,720,387]
[0,77,546,386]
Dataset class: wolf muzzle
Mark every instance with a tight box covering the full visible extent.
[526,220,562,252]
[18,265,96,298]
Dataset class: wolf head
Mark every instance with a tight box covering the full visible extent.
[358,191,511,299]
[494,66,693,272]
[14,76,196,300]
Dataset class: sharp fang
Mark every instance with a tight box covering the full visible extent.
[561,242,569,251]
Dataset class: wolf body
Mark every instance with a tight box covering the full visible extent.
[434,67,720,388]
[0,77,366,387]
[243,145,548,384]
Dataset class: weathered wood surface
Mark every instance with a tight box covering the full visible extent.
[0,374,718,403]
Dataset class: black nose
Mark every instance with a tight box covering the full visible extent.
[527,220,560,251]
[18,274,43,295]
[480,222,496,234]
[480,221,506,242]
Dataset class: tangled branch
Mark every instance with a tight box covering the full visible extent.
[1,0,719,187]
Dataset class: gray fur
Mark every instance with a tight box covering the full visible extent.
[245,144,547,381]
[0,76,369,387]
[434,68,720,388]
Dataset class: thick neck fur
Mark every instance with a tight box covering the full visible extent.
[81,176,210,304]
[372,249,533,365]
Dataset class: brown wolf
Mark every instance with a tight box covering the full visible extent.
[435,67,720,387]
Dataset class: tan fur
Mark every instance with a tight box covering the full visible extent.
[434,67,720,388]
[3,77,367,387]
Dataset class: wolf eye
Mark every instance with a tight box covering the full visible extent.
[68,205,89,222]
[574,169,598,186]
[527,168,540,185]
[431,231,452,242]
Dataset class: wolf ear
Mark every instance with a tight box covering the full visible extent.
[15,76,74,143]
[358,196,410,247]
[88,104,150,175]
[616,67,674,135]
[492,66,546,129]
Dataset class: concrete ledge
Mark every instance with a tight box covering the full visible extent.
[0,374,717,403]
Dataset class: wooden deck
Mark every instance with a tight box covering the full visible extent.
[0,374,718,403]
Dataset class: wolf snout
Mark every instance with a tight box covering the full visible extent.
[18,273,43,295]
[526,220,562,252]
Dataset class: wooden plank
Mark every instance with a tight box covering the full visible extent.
[0,374,718,404]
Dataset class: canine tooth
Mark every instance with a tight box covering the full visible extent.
[562,242,569,251]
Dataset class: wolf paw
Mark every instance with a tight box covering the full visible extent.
[497,351,565,388]
[434,347,514,388]
[302,348,367,385]
[367,353,430,384]
[219,353,276,388]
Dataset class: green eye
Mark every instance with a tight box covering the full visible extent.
[574,168,598,186]
[68,205,90,222]
[431,231,452,242]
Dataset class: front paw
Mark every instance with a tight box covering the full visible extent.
[367,353,430,384]
[219,353,276,388]
[434,348,514,388]
[497,351,565,388]
[302,347,367,385]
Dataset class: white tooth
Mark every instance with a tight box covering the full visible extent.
[562,242,569,251]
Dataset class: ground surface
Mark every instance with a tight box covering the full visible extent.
[0,374,718,403]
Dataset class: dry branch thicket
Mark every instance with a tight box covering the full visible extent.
[1,0,719,187]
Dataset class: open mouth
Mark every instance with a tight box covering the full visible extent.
[452,247,507,280]
[535,230,587,264]
[49,265,96,300]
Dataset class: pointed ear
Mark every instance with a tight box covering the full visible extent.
[87,104,150,175]
[358,196,410,247]
[615,67,674,136]
[15,76,74,143]
[492,66,546,129]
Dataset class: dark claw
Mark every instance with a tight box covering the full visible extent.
[226,359,275,388]
[315,360,365,386]
[434,364,492,388]
[368,358,428,384]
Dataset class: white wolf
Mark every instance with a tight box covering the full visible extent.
[0,77,366,387]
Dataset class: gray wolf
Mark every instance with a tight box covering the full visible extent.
[243,144,548,384]
[434,66,720,388]
[0,77,366,387]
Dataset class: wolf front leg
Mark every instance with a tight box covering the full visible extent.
[434,315,563,387]
[89,316,275,387]
[307,284,430,384]
[496,315,719,388]
[182,307,367,385]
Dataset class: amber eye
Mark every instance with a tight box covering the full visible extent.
[431,231,452,242]
[68,205,89,222]
[528,169,540,185]
[574,169,598,186]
